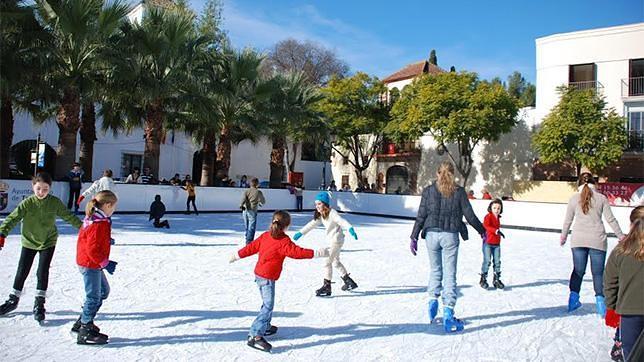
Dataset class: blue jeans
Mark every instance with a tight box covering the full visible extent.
[79,266,110,324]
[426,231,460,308]
[481,244,501,274]
[621,315,644,361]
[243,209,258,244]
[249,276,275,338]
[569,247,606,296]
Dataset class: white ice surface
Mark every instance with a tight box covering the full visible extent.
[0,212,617,361]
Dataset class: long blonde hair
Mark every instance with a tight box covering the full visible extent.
[617,206,644,261]
[436,161,456,198]
[578,173,595,215]
[85,190,118,217]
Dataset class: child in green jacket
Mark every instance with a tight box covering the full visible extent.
[0,172,82,322]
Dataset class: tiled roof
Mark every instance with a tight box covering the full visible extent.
[382,60,445,83]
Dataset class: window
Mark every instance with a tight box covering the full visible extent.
[121,153,143,180]
[569,63,596,90]
[627,111,643,151]
[629,59,644,96]
[341,175,349,189]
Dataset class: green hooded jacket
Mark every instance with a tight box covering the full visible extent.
[0,195,82,250]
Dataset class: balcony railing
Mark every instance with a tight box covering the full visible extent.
[379,141,420,155]
[568,80,604,92]
[622,77,644,97]
[626,130,644,152]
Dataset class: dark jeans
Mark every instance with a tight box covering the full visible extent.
[13,246,56,293]
[79,266,110,324]
[621,315,644,361]
[569,247,606,296]
[296,196,303,211]
[68,188,80,210]
[186,196,198,214]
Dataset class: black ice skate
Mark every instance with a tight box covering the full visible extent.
[247,336,272,352]
[479,273,489,289]
[71,317,108,340]
[264,325,278,336]
[316,279,332,297]
[341,274,358,291]
[493,273,505,289]
[0,294,19,315]
[33,297,45,322]
[77,323,109,345]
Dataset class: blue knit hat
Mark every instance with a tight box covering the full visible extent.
[315,191,330,205]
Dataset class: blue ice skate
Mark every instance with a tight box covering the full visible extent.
[596,296,606,317]
[443,307,464,333]
[428,299,439,322]
[567,292,582,312]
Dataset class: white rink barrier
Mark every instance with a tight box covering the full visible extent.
[0,179,634,233]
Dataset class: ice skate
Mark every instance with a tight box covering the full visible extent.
[479,273,489,289]
[493,273,505,289]
[77,323,108,345]
[247,336,271,352]
[71,317,108,339]
[567,291,582,312]
[0,294,19,316]
[264,325,278,336]
[316,279,332,297]
[443,307,464,333]
[428,299,439,322]
[33,297,45,323]
[340,274,358,291]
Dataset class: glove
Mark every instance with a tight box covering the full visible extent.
[104,260,118,275]
[314,248,330,258]
[481,233,487,244]
[229,252,240,263]
[560,234,567,246]
[0,234,5,250]
[77,195,85,206]
[293,232,303,241]
[498,231,505,239]
[240,205,245,211]
[410,238,417,256]
[349,227,358,240]
[110,238,115,245]
[605,308,620,328]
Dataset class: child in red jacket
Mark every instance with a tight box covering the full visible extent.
[480,199,506,290]
[74,190,118,345]
[229,210,328,353]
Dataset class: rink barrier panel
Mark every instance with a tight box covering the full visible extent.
[0,179,634,235]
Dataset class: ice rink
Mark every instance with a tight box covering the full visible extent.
[0,212,619,361]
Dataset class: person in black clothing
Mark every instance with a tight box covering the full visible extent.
[149,195,170,228]
[67,163,84,212]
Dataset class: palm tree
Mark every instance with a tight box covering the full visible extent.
[0,0,51,178]
[34,0,131,179]
[101,7,205,178]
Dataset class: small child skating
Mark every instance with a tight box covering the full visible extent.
[73,190,118,345]
[293,191,359,297]
[230,210,328,353]
[480,198,506,290]
[149,195,170,228]
[180,180,198,215]
[0,172,82,322]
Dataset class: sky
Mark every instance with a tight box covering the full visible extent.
[186,0,643,83]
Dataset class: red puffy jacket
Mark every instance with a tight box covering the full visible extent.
[483,212,501,245]
[238,231,314,280]
[77,212,111,269]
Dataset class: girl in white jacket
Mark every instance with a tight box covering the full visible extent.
[293,191,358,296]
[78,169,115,206]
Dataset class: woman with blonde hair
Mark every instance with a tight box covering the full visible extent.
[561,168,624,316]
[410,161,485,333]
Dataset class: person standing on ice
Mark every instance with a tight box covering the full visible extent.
[230,210,329,353]
[77,169,115,207]
[0,172,82,322]
[293,191,359,297]
[480,198,507,290]
[410,161,485,333]
[73,190,119,345]
[240,178,265,244]
[560,168,624,316]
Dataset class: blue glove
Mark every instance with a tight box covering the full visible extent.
[410,238,417,256]
[104,260,118,275]
[349,227,358,240]
[293,232,302,241]
[110,238,115,245]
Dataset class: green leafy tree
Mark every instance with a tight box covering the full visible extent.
[532,86,627,176]
[389,71,519,186]
[197,0,227,50]
[317,72,390,182]
[507,71,536,107]
[429,49,437,66]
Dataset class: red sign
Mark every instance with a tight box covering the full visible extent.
[596,183,644,206]
[288,172,304,187]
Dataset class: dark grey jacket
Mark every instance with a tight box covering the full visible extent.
[411,184,485,239]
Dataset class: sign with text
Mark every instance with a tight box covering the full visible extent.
[597,183,644,206]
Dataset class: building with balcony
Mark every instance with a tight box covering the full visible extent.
[535,22,644,182]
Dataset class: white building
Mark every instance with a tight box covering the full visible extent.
[535,22,644,181]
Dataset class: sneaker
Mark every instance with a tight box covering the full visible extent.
[247,336,272,352]
[264,325,278,336]
[0,294,19,315]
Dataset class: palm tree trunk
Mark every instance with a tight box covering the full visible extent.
[0,97,13,179]
[215,126,231,182]
[200,129,216,186]
[79,102,96,181]
[55,87,81,179]
[143,102,163,178]
[270,134,286,188]
[288,142,297,172]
